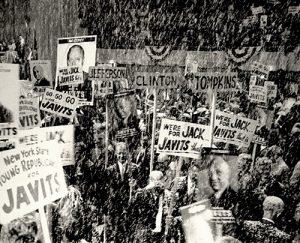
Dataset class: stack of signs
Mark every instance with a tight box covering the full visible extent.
[19,98,41,130]
[57,66,83,87]
[180,200,214,243]
[265,81,277,100]
[0,142,67,224]
[0,64,19,147]
[40,88,79,119]
[190,72,239,93]
[214,110,258,148]
[157,119,211,159]
[29,60,52,94]
[133,72,179,89]
[89,66,127,96]
[56,35,97,106]
[18,125,75,166]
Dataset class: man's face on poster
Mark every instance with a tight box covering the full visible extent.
[208,161,230,192]
[67,45,84,67]
[33,66,44,80]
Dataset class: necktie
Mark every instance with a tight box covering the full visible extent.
[153,194,163,233]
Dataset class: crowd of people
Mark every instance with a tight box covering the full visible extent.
[2,68,299,243]
[79,0,300,52]
[0,2,300,242]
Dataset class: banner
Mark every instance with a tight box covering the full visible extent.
[0,64,19,140]
[40,88,78,119]
[157,119,211,159]
[89,66,127,95]
[29,60,52,94]
[18,125,75,166]
[19,98,41,130]
[133,72,179,89]
[214,110,258,147]
[265,81,277,99]
[56,35,97,106]
[190,72,239,92]
[0,142,67,224]
[57,66,83,86]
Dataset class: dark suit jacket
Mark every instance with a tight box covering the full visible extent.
[243,219,292,243]
[35,77,50,86]
[209,187,238,211]
[105,162,138,217]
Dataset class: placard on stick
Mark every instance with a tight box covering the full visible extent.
[40,88,79,119]
[18,125,75,166]
[157,118,211,159]
[0,64,19,140]
[0,142,67,224]
[214,110,259,147]
[57,66,84,86]
[89,66,127,96]
[190,72,239,92]
[19,97,41,130]
[133,72,180,89]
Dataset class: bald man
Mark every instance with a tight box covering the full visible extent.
[32,65,50,86]
[208,157,237,210]
[243,196,291,243]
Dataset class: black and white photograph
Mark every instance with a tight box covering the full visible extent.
[1,1,300,243]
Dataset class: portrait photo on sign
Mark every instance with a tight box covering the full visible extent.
[56,35,97,76]
[29,60,52,87]
[0,71,19,126]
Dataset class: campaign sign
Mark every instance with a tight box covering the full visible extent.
[40,88,78,119]
[57,66,83,86]
[265,81,277,99]
[0,142,67,224]
[0,64,19,140]
[19,98,41,130]
[29,60,52,93]
[56,35,97,106]
[251,61,270,78]
[89,67,127,95]
[214,110,258,147]
[18,125,75,166]
[191,72,239,92]
[249,85,268,106]
[133,72,179,89]
[157,119,211,159]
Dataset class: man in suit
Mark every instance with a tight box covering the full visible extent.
[32,65,50,86]
[127,170,166,243]
[208,157,237,211]
[105,142,138,243]
[243,196,291,243]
